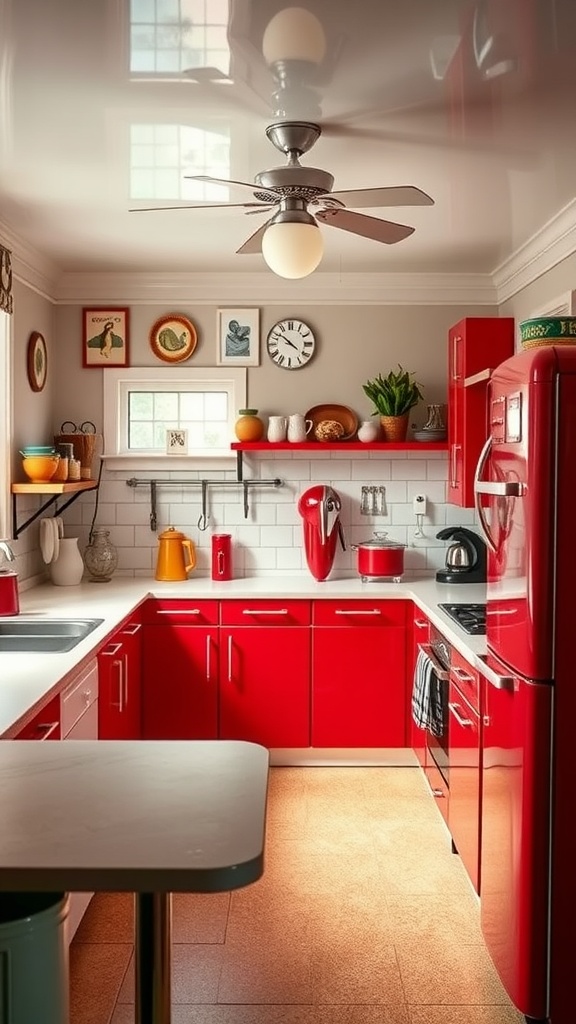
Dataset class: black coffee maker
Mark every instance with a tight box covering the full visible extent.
[435,527,487,584]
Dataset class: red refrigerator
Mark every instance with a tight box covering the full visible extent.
[474,345,576,1024]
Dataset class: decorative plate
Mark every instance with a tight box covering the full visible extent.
[27,331,47,392]
[149,314,198,363]
[305,404,358,441]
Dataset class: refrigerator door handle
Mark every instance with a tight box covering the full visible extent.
[475,481,526,497]
[473,436,499,553]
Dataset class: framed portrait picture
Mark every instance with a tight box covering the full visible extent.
[217,308,260,366]
[83,307,129,367]
[150,313,198,363]
[27,331,47,392]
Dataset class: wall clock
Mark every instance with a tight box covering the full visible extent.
[266,319,316,370]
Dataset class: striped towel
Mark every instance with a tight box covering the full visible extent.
[411,649,445,737]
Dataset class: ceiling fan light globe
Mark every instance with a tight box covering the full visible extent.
[262,221,323,279]
[262,7,326,66]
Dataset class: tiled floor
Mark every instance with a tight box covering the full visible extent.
[70,767,525,1024]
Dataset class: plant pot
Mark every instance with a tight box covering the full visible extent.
[380,414,409,442]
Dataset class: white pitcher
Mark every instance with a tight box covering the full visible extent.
[50,537,85,586]
[267,415,288,443]
[287,414,313,443]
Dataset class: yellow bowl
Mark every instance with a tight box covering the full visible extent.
[22,455,60,483]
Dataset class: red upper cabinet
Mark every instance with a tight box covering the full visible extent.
[448,317,514,507]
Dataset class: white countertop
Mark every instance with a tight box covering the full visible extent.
[0,575,487,737]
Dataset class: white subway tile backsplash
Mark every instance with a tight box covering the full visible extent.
[116,502,152,526]
[391,460,428,479]
[351,460,391,480]
[259,525,295,548]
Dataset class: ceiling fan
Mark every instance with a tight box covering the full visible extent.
[130,120,434,277]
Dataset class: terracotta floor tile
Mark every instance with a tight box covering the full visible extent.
[218,941,313,1004]
[172,892,230,943]
[69,943,132,1024]
[395,943,516,1006]
[407,1006,525,1024]
[73,893,134,944]
[117,945,224,1004]
[310,942,405,1005]
[111,1006,413,1024]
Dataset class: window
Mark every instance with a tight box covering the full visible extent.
[0,310,11,538]
[129,0,231,77]
[103,366,246,467]
[130,123,231,202]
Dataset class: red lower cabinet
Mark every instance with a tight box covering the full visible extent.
[219,601,311,747]
[312,600,408,747]
[98,617,142,739]
[410,608,431,767]
[141,600,219,740]
[13,695,61,740]
[447,650,482,892]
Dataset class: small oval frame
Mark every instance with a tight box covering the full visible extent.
[149,313,198,364]
[27,331,47,392]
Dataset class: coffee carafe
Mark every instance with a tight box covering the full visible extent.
[155,527,196,582]
[435,527,486,584]
[297,485,345,581]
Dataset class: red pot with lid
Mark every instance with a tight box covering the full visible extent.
[351,532,405,582]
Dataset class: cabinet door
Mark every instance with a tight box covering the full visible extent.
[98,619,142,740]
[448,650,482,893]
[142,625,218,739]
[13,695,61,740]
[312,601,407,747]
[448,317,514,507]
[219,626,310,747]
[410,609,430,767]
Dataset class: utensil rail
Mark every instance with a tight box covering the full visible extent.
[126,476,284,532]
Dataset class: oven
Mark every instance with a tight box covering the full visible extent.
[414,625,452,817]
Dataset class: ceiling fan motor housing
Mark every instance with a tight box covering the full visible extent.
[254,165,334,202]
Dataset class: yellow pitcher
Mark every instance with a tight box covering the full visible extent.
[155,527,196,581]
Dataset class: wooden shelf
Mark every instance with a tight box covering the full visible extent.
[11,480,98,495]
[231,441,448,452]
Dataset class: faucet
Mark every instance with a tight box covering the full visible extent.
[0,541,15,563]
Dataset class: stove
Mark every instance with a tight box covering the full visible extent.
[438,602,486,635]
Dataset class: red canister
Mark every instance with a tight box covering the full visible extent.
[0,570,20,616]
[211,534,233,580]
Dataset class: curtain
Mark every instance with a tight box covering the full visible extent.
[0,245,13,314]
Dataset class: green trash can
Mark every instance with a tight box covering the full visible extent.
[0,892,69,1023]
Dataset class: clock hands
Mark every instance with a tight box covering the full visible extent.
[283,337,300,351]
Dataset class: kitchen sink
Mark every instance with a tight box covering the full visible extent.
[0,618,104,652]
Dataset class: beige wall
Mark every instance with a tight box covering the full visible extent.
[499,253,576,329]
[12,280,55,466]
[51,301,496,433]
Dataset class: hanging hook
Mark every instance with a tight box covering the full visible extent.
[197,479,210,531]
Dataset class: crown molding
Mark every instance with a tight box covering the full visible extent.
[492,198,576,304]
[54,270,496,306]
[0,218,59,302]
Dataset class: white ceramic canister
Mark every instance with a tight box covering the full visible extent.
[287,414,313,443]
[50,537,85,586]
[267,415,288,443]
[358,419,380,442]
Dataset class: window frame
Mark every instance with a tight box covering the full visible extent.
[0,311,11,539]
[102,365,246,470]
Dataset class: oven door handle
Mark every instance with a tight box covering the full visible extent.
[417,644,449,681]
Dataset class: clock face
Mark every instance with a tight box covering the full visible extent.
[266,319,316,370]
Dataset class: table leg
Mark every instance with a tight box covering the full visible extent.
[134,893,172,1024]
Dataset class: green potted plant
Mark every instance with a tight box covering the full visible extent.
[362,365,424,441]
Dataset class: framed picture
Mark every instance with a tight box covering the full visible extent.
[83,307,129,367]
[149,313,198,363]
[217,308,260,366]
[27,331,47,392]
[166,428,188,455]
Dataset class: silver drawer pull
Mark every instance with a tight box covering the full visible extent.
[452,666,475,683]
[35,721,59,740]
[242,608,288,615]
[448,701,474,728]
[414,619,429,628]
[335,609,381,616]
[123,622,141,634]
[101,642,122,657]
[157,609,201,615]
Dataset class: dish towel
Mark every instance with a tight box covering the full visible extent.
[411,648,445,737]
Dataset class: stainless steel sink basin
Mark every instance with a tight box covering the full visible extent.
[0,618,104,652]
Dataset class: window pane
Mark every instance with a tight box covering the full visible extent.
[180,392,204,419]
[154,393,178,419]
[129,392,154,418]
[204,391,227,419]
[129,422,154,448]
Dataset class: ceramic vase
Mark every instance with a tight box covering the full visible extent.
[234,409,264,442]
[267,416,287,442]
[50,537,85,586]
[83,528,118,583]
[358,419,380,443]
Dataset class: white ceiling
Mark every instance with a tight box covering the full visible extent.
[1,0,576,278]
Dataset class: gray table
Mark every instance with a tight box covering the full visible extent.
[0,740,269,1024]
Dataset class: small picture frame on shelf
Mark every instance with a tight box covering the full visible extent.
[166,429,188,455]
[83,308,129,367]
[217,308,260,366]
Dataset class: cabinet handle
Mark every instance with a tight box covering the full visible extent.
[156,609,202,616]
[227,635,233,683]
[123,654,129,708]
[101,642,122,657]
[82,688,92,706]
[414,619,429,628]
[448,701,474,727]
[206,634,211,682]
[35,721,59,740]
[123,622,141,635]
[449,443,461,488]
[431,787,445,799]
[452,666,475,683]
[111,659,124,711]
[451,334,461,380]
[241,608,288,615]
[335,609,381,616]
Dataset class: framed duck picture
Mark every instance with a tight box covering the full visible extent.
[149,313,198,363]
[83,308,129,367]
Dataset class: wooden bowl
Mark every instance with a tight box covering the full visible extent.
[520,317,576,349]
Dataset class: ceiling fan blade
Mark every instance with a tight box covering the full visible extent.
[185,174,279,200]
[128,202,269,213]
[316,208,415,244]
[236,221,271,255]
[323,185,434,209]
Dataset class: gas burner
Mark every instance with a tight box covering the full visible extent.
[438,603,486,635]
